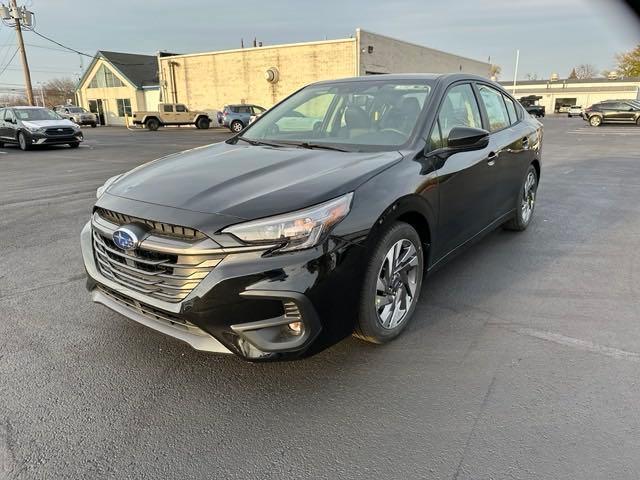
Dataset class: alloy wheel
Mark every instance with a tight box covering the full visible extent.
[521,170,537,224]
[375,239,420,329]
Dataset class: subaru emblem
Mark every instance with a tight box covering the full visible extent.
[112,228,139,251]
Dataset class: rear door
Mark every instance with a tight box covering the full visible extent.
[430,82,497,258]
[174,104,190,124]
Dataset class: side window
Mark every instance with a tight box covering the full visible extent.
[478,85,510,132]
[163,104,174,113]
[4,109,13,122]
[437,83,482,146]
[175,104,186,112]
[503,95,519,124]
[239,106,251,114]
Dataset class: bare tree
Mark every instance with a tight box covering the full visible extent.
[568,68,577,79]
[41,77,77,107]
[0,93,28,106]
[572,64,598,79]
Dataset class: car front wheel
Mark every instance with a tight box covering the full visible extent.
[589,115,602,127]
[354,222,424,344]
[503,164,538,231]
[18,132,31,151]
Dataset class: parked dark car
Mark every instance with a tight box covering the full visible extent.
[82,74,542,362]
[221,104,266,132]
[583,100,640,126]
[524,105,545,117]
[0,106,84,150]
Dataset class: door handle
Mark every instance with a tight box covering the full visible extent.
[487,151,497,166]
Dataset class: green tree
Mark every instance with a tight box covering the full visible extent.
[616,44,640,77]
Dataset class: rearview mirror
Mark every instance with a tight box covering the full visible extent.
[446,126,490,151]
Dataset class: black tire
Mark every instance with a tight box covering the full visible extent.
[18,132,31,151]
[196,117,210,129]
[354,222,424,344]
[0,142,4,148]
[68,142,80,148]
[636,117,640,126]
[230,120,244,133]
[589,115,602,127]
[91,123,97,128]
[503,164,538,231]
[145,118,160,131]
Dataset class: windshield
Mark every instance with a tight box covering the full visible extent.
[67,107,85,113]
[16,108,63,121]
[242,79,434,151]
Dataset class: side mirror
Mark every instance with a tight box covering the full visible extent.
[447,126,490,151]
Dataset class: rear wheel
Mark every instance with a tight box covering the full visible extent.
[354,222,424,344]
[196,117,210,129]
[145,118,160,131]
[90,123,97,128]
[18,132,31,151]
[589,115,602,127]
[503,164,538,231]
[230,120,244,133]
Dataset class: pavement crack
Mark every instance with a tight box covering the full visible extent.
[0,273,86,302]
[453,375,497,480]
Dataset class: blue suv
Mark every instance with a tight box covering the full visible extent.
[221,104,266,132]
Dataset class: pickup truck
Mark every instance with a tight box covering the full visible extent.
[524,105,545,117]
[132,103,211,130]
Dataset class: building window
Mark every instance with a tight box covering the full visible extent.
[116,98,132,117]
[88,64,125,88]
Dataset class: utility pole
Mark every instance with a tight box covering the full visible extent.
[10,0,33,104]
[512,49,520,95]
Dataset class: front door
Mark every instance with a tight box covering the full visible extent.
[89,100,105,125]
[429,82,496,259]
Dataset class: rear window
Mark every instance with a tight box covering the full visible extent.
[478,85,510,132]
[503,95,519,124]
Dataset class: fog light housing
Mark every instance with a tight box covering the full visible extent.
[287,321,303,335]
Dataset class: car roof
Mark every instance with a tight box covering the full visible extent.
[311,73,491,86]
[11,106,47,109]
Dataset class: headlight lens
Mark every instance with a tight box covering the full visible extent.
[222,192,353,252]
[96,174,123,198]
[26,125,43,133]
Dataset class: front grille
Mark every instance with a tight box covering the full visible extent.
[45,127,75,136]
[96,208,205,241]
[92,228,225,303]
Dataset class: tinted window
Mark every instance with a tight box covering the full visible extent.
[437,83,482,145]
[176,104,187,112]
[163,105,174,113]
[244,80,434,151]
[478,85,510,132]
[4,109,13,121]
[503,95,519,124]
[238,106,252,114]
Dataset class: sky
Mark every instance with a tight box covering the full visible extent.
[0,0,638,96]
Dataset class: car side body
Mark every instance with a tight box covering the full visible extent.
[81,74,542,361]
[222,104,266,132]
[584,100,640,126]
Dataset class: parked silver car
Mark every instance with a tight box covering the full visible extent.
[53,105,97,127]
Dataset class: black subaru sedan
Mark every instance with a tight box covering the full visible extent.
[81,74,542,361]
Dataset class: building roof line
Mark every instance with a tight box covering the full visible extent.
[159,37,356,61]
[355,28,488,66]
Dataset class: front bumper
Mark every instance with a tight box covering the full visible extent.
[29,130,83,145]
[81,214,364,361]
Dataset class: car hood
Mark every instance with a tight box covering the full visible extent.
[107,142,403,219]
[21,119,77,128]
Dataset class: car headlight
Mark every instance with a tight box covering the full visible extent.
[96,174,123,199]
[222,192,353,252]
[25,125,43,133]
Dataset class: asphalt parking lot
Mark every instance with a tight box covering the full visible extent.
[1,117,640,479]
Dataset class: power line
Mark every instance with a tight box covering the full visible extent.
[28,29,149,66]
[0,48,19,77]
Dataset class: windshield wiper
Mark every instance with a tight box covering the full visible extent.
[280,141,349,152]
[233,136,284,148]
